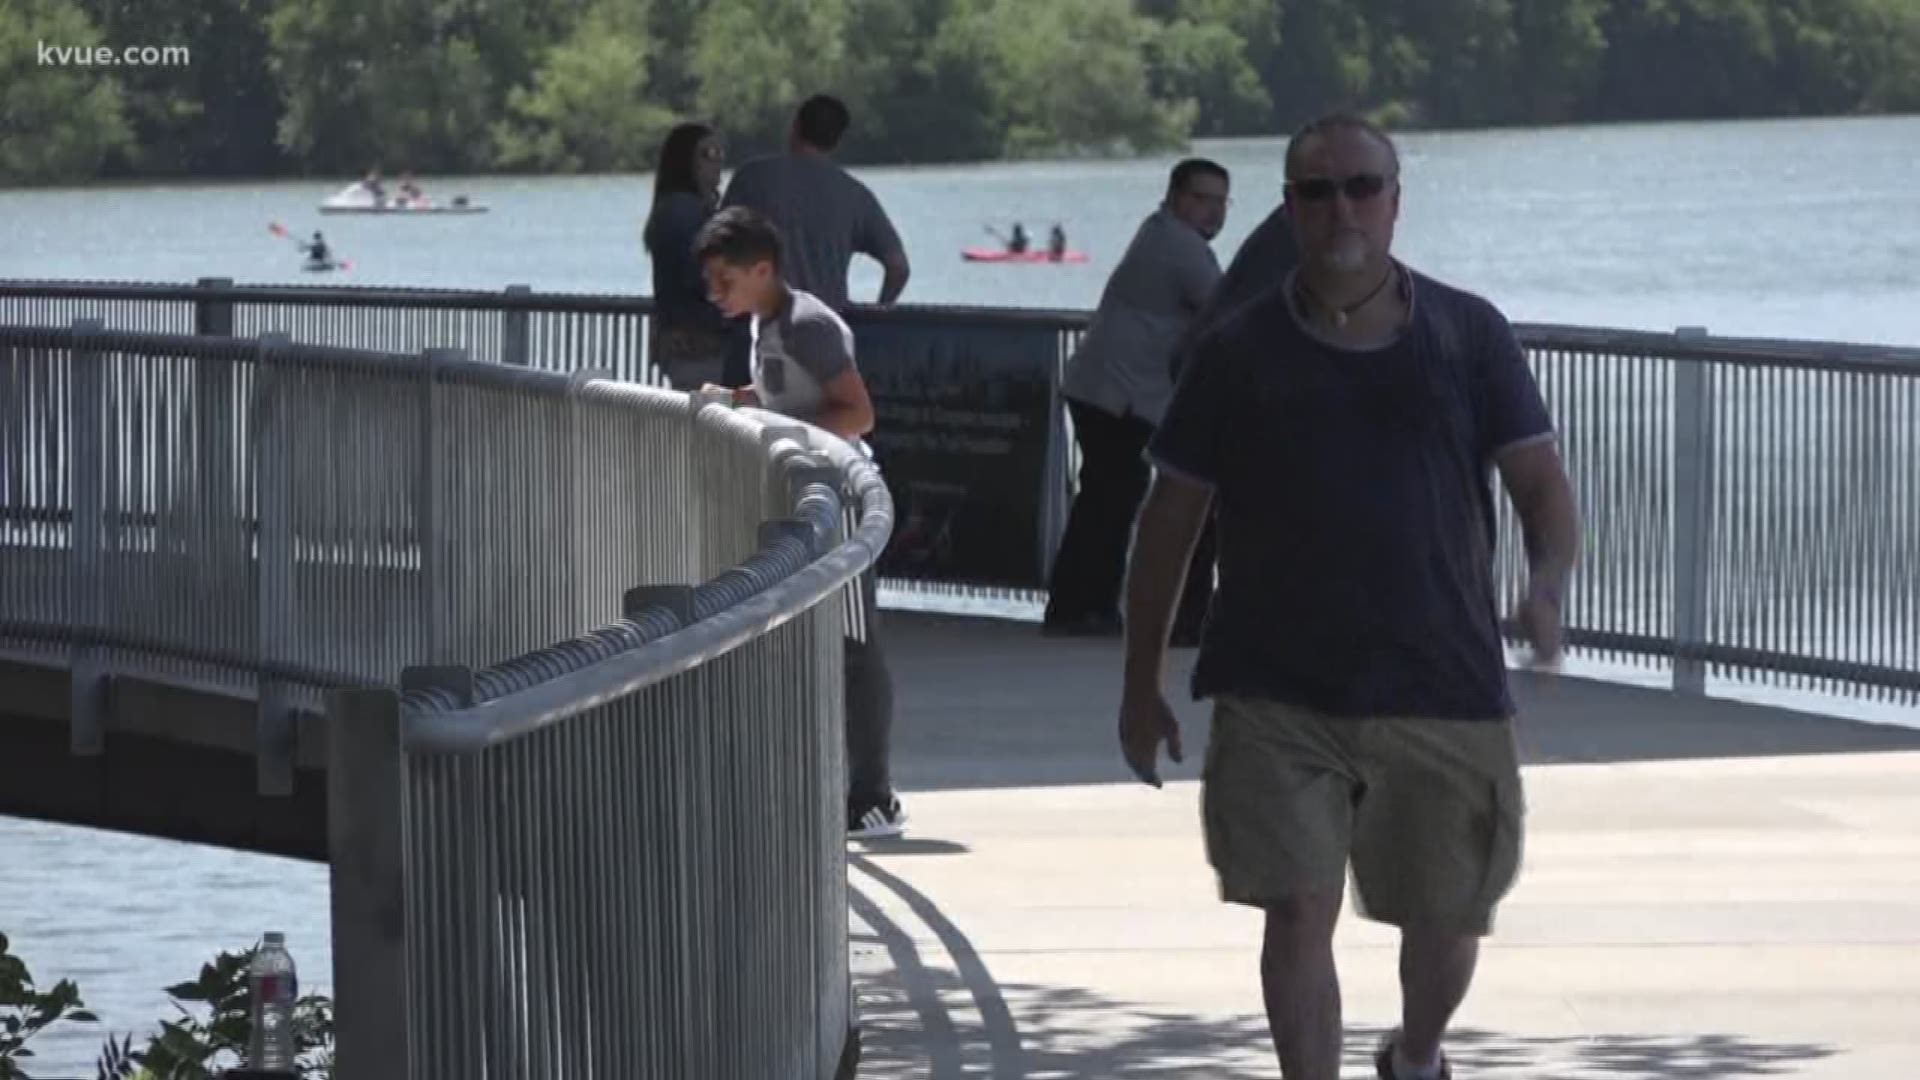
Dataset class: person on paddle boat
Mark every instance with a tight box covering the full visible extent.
[1009,223,1030,254]
[1048,222,1068,261]
[301,231,331,264]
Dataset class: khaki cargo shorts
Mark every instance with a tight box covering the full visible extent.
[1201,693,1525,935]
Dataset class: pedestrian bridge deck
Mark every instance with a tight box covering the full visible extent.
[850,612,1920,1080]
[3,609,1916,1078]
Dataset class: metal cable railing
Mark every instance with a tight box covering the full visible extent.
[1494,325,1920,703]
[5,277,1915,706]
[326,430,888,1079]
[1,321,891,1079]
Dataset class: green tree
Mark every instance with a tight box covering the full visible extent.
[267,0,403,172]
[835,0,999,163]
[1149,17,1272,136]
[1770,0,1920,114]
[974,0,1194,156]
[79,0,281,177]
[1267,0,1377,127]
[1145,0,1277,136]
[1853,0,1920,110]
[644,0,706,115]
[493,4,674,172]
[12,0,1920,181]
[1386,0,1519,126]
[1509,0,1607,123]
[1590,0,1779,121]
[269,0,524,174]
[689,0,851,154]
[0,0,131,184]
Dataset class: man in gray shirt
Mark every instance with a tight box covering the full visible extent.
[722,94,911,310]
[1044,159,1230,641]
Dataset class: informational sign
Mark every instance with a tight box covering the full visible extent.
[853,319,1061,589]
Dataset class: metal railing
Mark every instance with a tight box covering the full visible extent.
[330,430,888,1080]
[1502,325,1920,704]
[0,320,891,1078]
[4,277,1916,707]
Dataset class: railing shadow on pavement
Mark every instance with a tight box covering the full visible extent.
[848,846,1838,1080]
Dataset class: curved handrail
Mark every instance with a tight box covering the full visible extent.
[404,413,893,752]
[0,325,895,729]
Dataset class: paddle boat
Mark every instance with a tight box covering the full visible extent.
[318,181,488,215]
[960,247,1088,264]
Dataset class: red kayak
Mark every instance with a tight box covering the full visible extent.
[961,247,1089,264]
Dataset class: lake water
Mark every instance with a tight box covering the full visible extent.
[3,115,1919,1076]
[5,115,1920,346]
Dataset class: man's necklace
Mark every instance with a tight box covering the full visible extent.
[1297,265,1398,329]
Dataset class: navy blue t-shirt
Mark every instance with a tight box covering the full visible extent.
[1148,266,1554,720]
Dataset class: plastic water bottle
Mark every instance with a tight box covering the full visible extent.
[247,931,298,1073]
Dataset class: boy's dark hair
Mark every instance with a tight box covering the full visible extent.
[794,94,852,151]
[693,206,783,269]
[1168,157,1229,197]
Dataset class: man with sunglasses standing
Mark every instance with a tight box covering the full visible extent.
[1117,114,1582,1080]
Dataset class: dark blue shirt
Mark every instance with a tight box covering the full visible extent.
[1148,266,1553,720]
[645,191,729,334]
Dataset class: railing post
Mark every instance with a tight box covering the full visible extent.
[786,462,845,557]
[254,332,298,794]
[502,285,531,366]
[624,584,695,627]
[69,318,108,755]
[1672,326,1714,695]
[326,686,413,1080]
[1,337,21,526]
[565,369,612,629]
[1040,327,1074,580]
[193,279,238,548]
[758,424,811,522]
[420,348,463,662]
[194,276,235,337]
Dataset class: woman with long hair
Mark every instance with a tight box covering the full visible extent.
[644,122,731,390]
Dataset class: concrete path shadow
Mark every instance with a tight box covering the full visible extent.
[883,612,1920,794]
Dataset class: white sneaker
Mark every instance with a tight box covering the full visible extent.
[848,798,906,840]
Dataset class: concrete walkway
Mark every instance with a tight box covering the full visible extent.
[848,613,1920,1079]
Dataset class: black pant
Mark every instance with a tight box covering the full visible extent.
[1045,398,1214,633]
[846,570,894,809]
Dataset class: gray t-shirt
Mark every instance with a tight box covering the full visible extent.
[722,153,904,310]
[752,288,855,425]
[1060,209,1221,425]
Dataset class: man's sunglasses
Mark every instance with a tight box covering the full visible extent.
[1286,173,1395,202]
